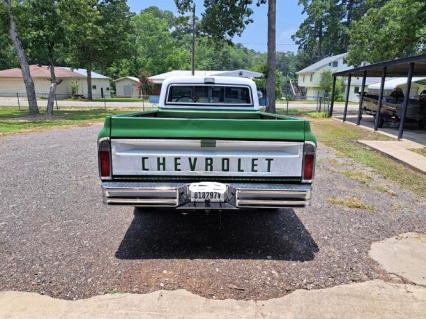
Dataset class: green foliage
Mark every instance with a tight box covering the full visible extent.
[335,78,345,101]
[293,0,381,68]
[107,6,271,80]
[0,2,18,69]
[60,0,132,74]
[17,0,65,67]
[319,70,333,96]
[346,0,426,65]
[254,67,283,99]
[175,0,266,42]
[130,8,190,75]
[318,70,344,100]
[70,80,79,97]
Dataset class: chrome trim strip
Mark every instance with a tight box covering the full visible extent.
[237,200,307,207]
[106,198,178,206]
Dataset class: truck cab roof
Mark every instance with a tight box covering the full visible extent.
[158,76,260,111]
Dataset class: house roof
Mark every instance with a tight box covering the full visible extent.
[0,65,85,79]
[62,67,109,79]
[148,69,262,84]
[297,53,348,74]
[114,76,140,83]
[0,65,110,80]
[368,77,426,90]
[333,55,426,77]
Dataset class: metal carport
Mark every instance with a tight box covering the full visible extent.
[329,55,426,139]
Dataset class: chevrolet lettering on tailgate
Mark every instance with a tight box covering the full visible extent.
[98,76,316,210]
[141,156,275,173]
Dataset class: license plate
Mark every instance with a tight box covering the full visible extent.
[189,182,227,203]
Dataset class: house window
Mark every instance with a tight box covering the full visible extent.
[332,61,338,67]
[303,75,305,82]
[354,87,360,94]
[92,85,97,90]
[106,87,110,91]
[310,74,313,82]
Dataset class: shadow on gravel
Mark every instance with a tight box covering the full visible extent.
[115,208,319,261]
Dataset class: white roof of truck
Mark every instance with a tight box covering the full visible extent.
[149,70,262,84]
[159,76,260,110]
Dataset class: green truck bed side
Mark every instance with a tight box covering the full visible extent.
[98,109,316,143]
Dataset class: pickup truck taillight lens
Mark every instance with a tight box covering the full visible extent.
[98,138,111,179]
[303,142,316,182]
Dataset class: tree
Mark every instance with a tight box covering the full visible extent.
[105,6,266,80]
[1,0,39,114]
[292,0,384,68]
[176,0,265,42]
[319,70,344,101]
[292,0,346,67]
[346,0,426,65]
[254,64,283,100]
[174,0,280,112]
[60,0,132,100]
[130,8,190,76]
[266,0,276,112]
[19,0,66,114]
[319,70,333,96]
[0,8,17,70]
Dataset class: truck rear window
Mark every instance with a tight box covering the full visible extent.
[166,85,252,106]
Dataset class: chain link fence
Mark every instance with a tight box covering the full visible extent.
[0,92,157,111]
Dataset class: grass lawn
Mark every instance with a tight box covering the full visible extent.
[410,147,426,157]
[0,107,146,136]
[308,117,426,196]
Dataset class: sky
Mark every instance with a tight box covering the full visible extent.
[127,0,305,53]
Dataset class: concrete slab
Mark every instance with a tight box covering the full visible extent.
[335,114,426,146]
[1,280,425,319]
[359,140,426,174]
[369,233,426,286]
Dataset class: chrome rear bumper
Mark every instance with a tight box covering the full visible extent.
[101,182,311,209]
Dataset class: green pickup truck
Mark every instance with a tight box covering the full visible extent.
[98,76,316,210]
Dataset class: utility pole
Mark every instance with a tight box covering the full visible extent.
[191,4,196,76]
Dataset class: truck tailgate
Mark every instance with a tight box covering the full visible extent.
[111,139,304,178]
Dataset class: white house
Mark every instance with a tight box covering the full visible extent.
[114,76,141,98]
[297,53,380,102]
[0,65,110,99]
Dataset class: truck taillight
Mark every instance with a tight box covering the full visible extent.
[303,142,316,182]
[98,138,111,179]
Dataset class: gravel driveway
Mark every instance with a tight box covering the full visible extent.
[0,125,425,300]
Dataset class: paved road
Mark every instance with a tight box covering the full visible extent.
[0,125,425,300]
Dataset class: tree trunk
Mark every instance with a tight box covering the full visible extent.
[266,0,276,113]
[46,63,62,115]
[4,0,39,114]
[87,64,92,100]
